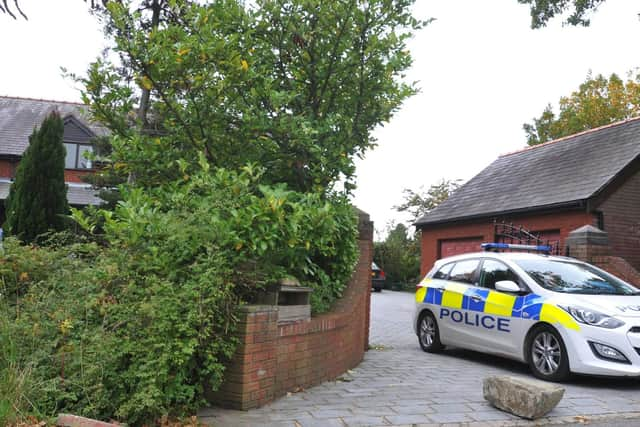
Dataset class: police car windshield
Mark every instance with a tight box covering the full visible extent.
[515,259,638,295]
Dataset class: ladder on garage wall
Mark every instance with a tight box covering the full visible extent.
[492,221,561,255]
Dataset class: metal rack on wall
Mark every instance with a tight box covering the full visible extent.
[491,220,561,255]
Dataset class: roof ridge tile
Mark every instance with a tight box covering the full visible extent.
[500,116,640,157]
[0,95,84,106]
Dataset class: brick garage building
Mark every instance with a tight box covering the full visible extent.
[415,118,640,276]
[0,96,107,220]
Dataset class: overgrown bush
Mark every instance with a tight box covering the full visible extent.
[0,238,99,426]
[0,161,358,425]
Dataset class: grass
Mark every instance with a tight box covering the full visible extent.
[0,315,39,426]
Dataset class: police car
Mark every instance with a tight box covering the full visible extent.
[414,243,640,381]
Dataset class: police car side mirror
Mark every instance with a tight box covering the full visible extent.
[495,280,521,293]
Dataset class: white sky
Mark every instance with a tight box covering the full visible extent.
[2,1,640,240]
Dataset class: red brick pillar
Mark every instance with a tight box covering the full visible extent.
[357,210,374,351]
[207,305,278,410]
[565,225,611,263]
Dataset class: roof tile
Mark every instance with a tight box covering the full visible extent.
[0,96,108,156]
[416,117,640,226]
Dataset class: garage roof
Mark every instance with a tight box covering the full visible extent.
[415,117,640,227]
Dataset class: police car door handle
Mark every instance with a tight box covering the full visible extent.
[470,295,483,303]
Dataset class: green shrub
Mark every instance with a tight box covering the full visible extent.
[0,162,358,425]
[92,160,358,313]
[0,310,40,426]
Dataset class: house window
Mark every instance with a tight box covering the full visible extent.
[64,143,93,169]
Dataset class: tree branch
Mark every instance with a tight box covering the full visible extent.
[318,2,356,112]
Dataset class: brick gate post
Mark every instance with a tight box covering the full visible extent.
[357,209,374,351]
[206,305,278,410]
[565,225,611,263]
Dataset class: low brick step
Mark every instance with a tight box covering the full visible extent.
[56,414,123,427]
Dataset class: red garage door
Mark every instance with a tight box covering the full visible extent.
[439,237,483,259]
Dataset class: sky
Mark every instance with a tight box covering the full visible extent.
[2,1,640,240]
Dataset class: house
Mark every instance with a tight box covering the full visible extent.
[415,117,640,276]
[0,96,107,221]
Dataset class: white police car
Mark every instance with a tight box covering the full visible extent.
[414,244,640,381]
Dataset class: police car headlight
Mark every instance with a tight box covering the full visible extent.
[560,306,625,329]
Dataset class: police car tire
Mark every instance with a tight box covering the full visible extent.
[418,312,444,353]
[527,324,570,382]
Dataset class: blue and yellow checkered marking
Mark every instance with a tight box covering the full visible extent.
[423,286,442,305]
[517,294,544,320]
[416,282,579,331]
[462,288,489,312]
[442,282,467,308]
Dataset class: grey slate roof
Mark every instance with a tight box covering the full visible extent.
[416,117,640,227]
[0,96,108,156]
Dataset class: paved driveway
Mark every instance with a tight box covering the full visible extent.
[199,291,640,426]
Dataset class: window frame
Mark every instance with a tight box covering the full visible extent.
[64,142,94,170]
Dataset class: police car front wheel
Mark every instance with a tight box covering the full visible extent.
[527,325,569,381]
[418,312,444,353]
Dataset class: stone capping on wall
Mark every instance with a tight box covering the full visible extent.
[566,224,610,247]
[207,209,373,410]
[278,314,348,337]
[565,225,611,260]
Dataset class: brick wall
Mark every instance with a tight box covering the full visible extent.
[0,158,92,184]
[420,210,596,276]
[208,210,373,410]
[64,169,93,183]
[592,256,640,286]
[597,168,640,271]
[0,159,16,178]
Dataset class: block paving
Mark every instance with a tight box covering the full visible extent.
[200,291,640,426]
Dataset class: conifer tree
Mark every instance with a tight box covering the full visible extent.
[4,110,69,242]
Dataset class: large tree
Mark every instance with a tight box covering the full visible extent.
[4,111,69,242]
[80,0,424,193]
[524,72,640,145]
[4,0,425,193]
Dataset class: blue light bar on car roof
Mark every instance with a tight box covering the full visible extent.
[481,242,551,253]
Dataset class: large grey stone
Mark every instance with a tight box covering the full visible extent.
[483,375,565,420]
